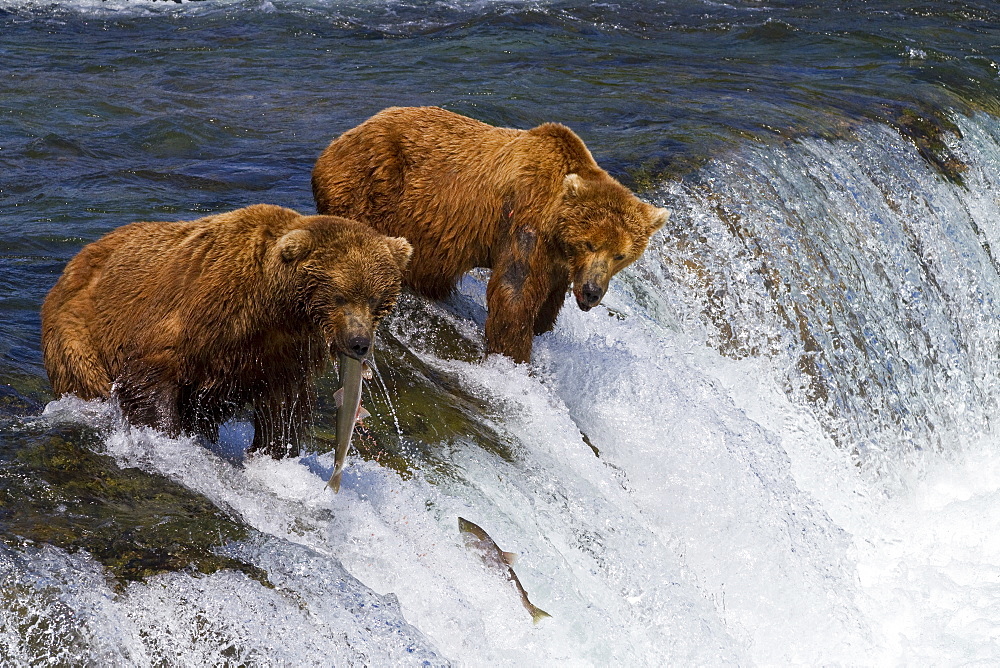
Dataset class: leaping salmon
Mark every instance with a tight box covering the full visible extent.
[458,517,552,624]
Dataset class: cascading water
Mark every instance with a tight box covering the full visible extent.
[648,117,1000,474]
[6,112,1000,664]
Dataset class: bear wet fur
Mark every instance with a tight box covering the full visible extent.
[41,204,412,457]
[312,106,670,363]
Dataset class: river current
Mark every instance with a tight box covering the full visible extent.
[3,1,1000,664]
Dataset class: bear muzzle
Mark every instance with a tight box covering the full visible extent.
[573,260,611,311]
[573,279,606,311]
[576,282,605,310]
[327,329,373,361]
[324,311,375,361]
[345,335,371,359]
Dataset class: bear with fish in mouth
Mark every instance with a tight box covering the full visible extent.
[312,106,670,363]
[41,204,411,458]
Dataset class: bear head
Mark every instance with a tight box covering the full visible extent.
[276,216,412,360]
[557,173,670,311]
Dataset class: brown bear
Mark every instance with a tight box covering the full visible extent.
[311,106,670,363]
[41,204,412,458]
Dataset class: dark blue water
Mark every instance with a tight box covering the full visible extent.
[4,1,1000,663]
[2,1,997,384]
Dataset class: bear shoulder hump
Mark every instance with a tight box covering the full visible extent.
[526,122,596,170]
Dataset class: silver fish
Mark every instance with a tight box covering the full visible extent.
[458,517,552,624]
[328,353,370,492]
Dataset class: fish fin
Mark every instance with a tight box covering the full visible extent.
[356,404,371,421]
[501,551,518,566]
[530,606,552,624]
[361,361,374,380]
[326,471,343,494]
[333,387,344,408]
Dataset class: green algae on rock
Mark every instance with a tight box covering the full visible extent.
[309,294,520,484]
[0,419,269,587]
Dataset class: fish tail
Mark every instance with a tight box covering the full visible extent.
[327,470,342,492]
[530,605,551,624]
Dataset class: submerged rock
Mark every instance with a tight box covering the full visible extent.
[0,417,268,587]
[314,292,521,482]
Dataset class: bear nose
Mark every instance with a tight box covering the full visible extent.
[346,336,371,359]
[582,282,604,307]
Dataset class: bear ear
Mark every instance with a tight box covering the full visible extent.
[646,205,671,233]
[563,173,585,197]
[385,236,413,272]
[277,228,313,262]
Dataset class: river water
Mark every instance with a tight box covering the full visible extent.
[3,0,1000,664]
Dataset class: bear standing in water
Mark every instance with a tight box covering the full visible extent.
[41,204,411,458]
[312,106,670,363]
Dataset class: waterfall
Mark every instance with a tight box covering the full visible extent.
[643,115,1000,476]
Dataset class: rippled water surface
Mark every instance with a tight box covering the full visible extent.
[3,0,997,379]
[4,1,1000,664]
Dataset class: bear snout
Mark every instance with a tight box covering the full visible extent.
[326,330,373,361]
[576,281,604,310]
[322,304,376,360]
[346,335,371,359]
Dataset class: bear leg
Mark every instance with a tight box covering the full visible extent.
[484,227,552,363]
[41,292,114,400]
[533,276,569,336]
[113,363,183,437]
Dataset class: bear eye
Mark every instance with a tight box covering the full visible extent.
[614,254,626,261]
[585,242,597,253]
[368,296,387,315]
[374,296,394,312]
[333,296,347,307]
